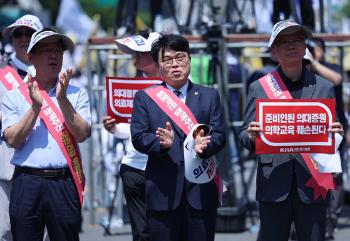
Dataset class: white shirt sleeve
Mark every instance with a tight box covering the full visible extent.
[114,123,131,139]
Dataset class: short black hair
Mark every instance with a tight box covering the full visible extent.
[151,34,190,64]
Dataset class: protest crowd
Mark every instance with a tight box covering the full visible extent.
[2,1,350,241]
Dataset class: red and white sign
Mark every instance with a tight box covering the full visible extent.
[256,99,335,154]
[106,76,162,123]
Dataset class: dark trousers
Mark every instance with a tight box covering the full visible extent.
[147,195,217,241]
[259,184,327,241]
[120,164,148,241]
[326,175,344,236]
[10,172,81,241]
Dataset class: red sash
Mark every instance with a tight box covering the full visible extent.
[259,70,336,200]
[145,85,224,202]
[0,65,22,90]
[1,65,85,205]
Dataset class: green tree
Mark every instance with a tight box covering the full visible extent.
[342,1,350,18]
[79,0,117,32]
[39,0,61,25]
[39,0,118,32]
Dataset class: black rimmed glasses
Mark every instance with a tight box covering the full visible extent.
[275,39,305,48]
[12,28,35,39]
[162,53,188,68]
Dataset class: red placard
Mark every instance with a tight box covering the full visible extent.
[256,99,335,154]
[106,76,162,123]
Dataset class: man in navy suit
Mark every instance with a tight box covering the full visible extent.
[240,20,344,241]
[131,34,226,241]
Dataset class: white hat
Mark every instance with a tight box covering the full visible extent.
[268,19,313,48]
[2,14,43,37]
[115,32,161,54]
[27,30,74,54]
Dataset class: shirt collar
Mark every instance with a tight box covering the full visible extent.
[10,53,32,73]
[165,80,189,97]
[46,79,59,95]
[277,66,304,87]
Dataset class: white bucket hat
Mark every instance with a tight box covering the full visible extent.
[115,32,161,54]
[27,30,74,54]
[268,19,313,48]
[2,14,43,38]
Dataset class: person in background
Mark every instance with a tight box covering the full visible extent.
[131,34,226,241]
[271,0,315,30]
[246,51,278,91]
[0,14,43,241]
[2,28,91,241]
[240,19,344,241]
[103,32,161,241]
[119,0,163,34]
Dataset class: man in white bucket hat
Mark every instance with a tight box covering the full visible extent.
[1,28,91,241]
[0,14,43,241]
[240,19,344,241]
[103,32,160,241]
[1,15,43,77]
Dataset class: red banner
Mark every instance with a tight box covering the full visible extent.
[106,76,162,123]
[256,99,335,154]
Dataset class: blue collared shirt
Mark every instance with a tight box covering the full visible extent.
[1,83,91,168]
[165,80,189,103]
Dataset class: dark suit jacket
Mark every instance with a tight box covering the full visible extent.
[239,68,335,204]
[131,81,226,211]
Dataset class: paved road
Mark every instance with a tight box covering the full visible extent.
[80,205,350,241]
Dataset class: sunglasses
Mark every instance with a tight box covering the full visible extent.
[12,29,35,38]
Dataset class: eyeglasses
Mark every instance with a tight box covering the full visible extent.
[12,29,35,39]
[36,47,63,55]
[161,53,188,67]
[275,39,305,48]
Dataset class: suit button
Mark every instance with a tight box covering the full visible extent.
[289,154,294,159]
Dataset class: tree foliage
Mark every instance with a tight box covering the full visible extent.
[79,0,117,32]
[342,1,350,18]
[39,0,117,32]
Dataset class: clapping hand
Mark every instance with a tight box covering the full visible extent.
[156,122,174,149]
[57,68,73,100]
[194,129,211,154]
[27,74,43,111]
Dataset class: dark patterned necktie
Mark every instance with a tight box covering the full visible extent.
[173,90,181,97]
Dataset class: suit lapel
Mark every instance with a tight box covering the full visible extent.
[185,81,200,118]
[300,70,316,99]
